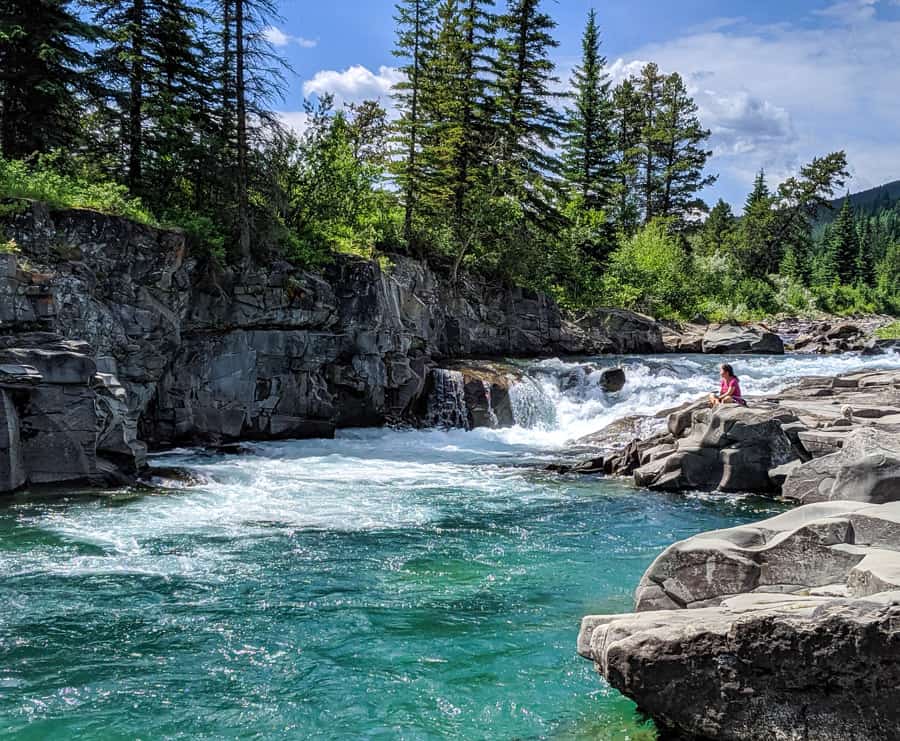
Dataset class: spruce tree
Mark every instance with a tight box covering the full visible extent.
[739,170,775,278]
[393,0,439,248]
[563,9,615,211]
[831,197,859,283]
[492,0,563,227]
[0,0,95,157]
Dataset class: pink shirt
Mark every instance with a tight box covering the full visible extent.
[720,377,743,401]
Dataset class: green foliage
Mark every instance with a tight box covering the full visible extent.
[876,320,900,340]
[601,219,696,318]
[0,154,155,224]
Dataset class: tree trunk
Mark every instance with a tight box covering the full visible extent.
[235,0,250,259]
[403,0,422,249]
[128,0,145,193]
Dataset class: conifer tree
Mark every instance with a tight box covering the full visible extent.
[610,78,642,234]
[492,0,563,227]
[655,72,714,222]
[0,0,95,157]
[831,197,859,283]
[698,198,736,257]
[393,0,439,247]
[563,9,614,211]
[633,62,666,223]
[738,170,776,277]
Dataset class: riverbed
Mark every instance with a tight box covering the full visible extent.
[1,351,898,739]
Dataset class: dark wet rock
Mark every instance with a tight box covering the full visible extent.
[598,367,626,393]
[1,204,675,457]
[701,322,784,354]
[578,501,900,740]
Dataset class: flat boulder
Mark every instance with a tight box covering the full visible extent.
[701,323,784,354]
[783,428,900,505]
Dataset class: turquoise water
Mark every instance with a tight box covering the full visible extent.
[1,352,898,739]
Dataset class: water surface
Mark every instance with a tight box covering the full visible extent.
[1,352,897,739]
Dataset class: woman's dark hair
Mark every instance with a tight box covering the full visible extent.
[721,363,735,377]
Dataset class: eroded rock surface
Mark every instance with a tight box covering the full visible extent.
[588,370,900,499]
[578,501,900,740]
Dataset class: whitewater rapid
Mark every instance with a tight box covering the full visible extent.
[2,350,898,739]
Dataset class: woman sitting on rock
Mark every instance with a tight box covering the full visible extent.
[710,363,747,407]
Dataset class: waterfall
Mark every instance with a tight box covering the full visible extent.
[425,369,470,429]
[509,376,557,429]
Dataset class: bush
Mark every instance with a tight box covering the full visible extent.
[0,154,156,224]
[602,219,697,318]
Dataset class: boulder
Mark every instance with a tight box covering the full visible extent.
[701,323,784,354]
[633,406,796,493]
[598,367,626,393]
[578,501,900,739]
[783,428,900,505]
[578,595,900,741]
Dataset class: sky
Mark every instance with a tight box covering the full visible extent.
[266,0,900,208]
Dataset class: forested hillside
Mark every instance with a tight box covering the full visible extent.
[0,0,896,319]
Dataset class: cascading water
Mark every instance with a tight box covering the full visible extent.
[424,368,469,429]
[2,350,900,739]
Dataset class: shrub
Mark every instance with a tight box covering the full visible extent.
[0,154,156,225]
[602,219,697,318]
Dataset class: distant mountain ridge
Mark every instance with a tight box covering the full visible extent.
[815,178,900,224]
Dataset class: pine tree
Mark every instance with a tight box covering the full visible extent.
[610,78,642,234]
[0,0,95,157]
[855,216,876,286]
[655,72,714,222]
[831,197,859,283]
[563,9,614,211]
[698,199,736,257]
[739,170,776,278]
[212,0,287,257]
[492,0,563,227]
[393,0,439,248]
[633,62,666,223]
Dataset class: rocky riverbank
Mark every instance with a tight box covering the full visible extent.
[0,203,895,492]
[584,369,900,501]
[0,203,797,492]
[578,500,900,740]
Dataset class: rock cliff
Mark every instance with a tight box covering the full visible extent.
[0,203,664,488]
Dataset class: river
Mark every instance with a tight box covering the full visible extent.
[1,351,898,739]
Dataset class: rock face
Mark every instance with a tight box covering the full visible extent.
[0,203,671,487]
[578,501,900,740]
[0,333,140,489]
[590,370,900,498]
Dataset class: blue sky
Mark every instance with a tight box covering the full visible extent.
[267,0,900,207]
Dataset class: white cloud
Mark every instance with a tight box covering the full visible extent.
[817,0,878,22]
[302,65,403,107]
[263,25,317,49]
[608,0,900,203]
[278,65,405,137]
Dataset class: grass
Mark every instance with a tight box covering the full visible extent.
[0,156,156,225]
[875,320,900,340]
